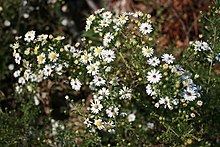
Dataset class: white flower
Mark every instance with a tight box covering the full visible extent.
[94,119,105,130]
[84,118,92,128]
[197,100,203,106]
[190,113,196,118]
[101,11,112,19]
[15,85,23,93]
[86,62,100,75]
[101,49,116,63]
[161,54,175,64]
[113,14,128,27]
[30,73,37,82]
[18,77,25,85]
[182,87,198,101]
[127,113,136,122]
[13,70,21,78]
[146,84,156,96]
[119,86,132,100]
[55,64,63,75]
[92,76,106,87]
[147,57,160,67]
[147,69,162,84]
[106,107,119,118]
[37,53,46,64]
[154,102,159,108]
[37,34,48,41]
[103,32,114,47]
[80,51,93,64]
[98,87,110,96]
[43,65,53,76]
[14,53,21,64]
[85,14,96,31]
[142,46,154,58]
[70,78,82,91]
[24,30,36,42]
[34,95,40,105]
[139,22,153,34]
[100,19,112,28]
[10,42,20,50]
[24,48,30,55]
[193,41,211,51]
[90,99,103,114]
[23,69,31,81]
[48,51,59,62]
[147,122,154,129]
[93,46,103,57]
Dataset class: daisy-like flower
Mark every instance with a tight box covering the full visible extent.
[147,56,160,67]
[142,46,154,58]
[101,49,116,63]
[90,99,103,114]
[193,41,211,51]
[147,69,162,84]
[146,84,156,96]
[70,78,82,91]
[92,76,106,87]
[37,34,48,42]
[101,11,113,19]
[48,51,59,62]
[24,30,36,42]
[37,53,46,64]
[86,62,100,75]
[93,46,103,57]
[14,53,21,64]
[127,113,136,122]
[10,42,20,50]
[23,69,31,81]
[106,106,119,118]
[182,86,198,101]
[13,70,21,78]
[215,53,220,62]
[80,51,93,64]
[103,32,114,47]
[161,54,175,64]
[94,119,105,130]
[98,87,110,96]
[43,65,53,76]
[139,22,153,35]
[119,86,132,100]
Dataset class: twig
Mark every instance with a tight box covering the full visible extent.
[86,0,99,11]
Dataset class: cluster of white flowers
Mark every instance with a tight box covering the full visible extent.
[81,9,204,132]
[13,9,204,136]
[192,41,211,52]
[145,60,201,110]
[11,31,84,105]
[82,10,153,132]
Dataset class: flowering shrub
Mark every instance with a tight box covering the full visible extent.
[9,9,213,146]
[82,9,203,133]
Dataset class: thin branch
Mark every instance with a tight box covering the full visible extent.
[86,0,99,11]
